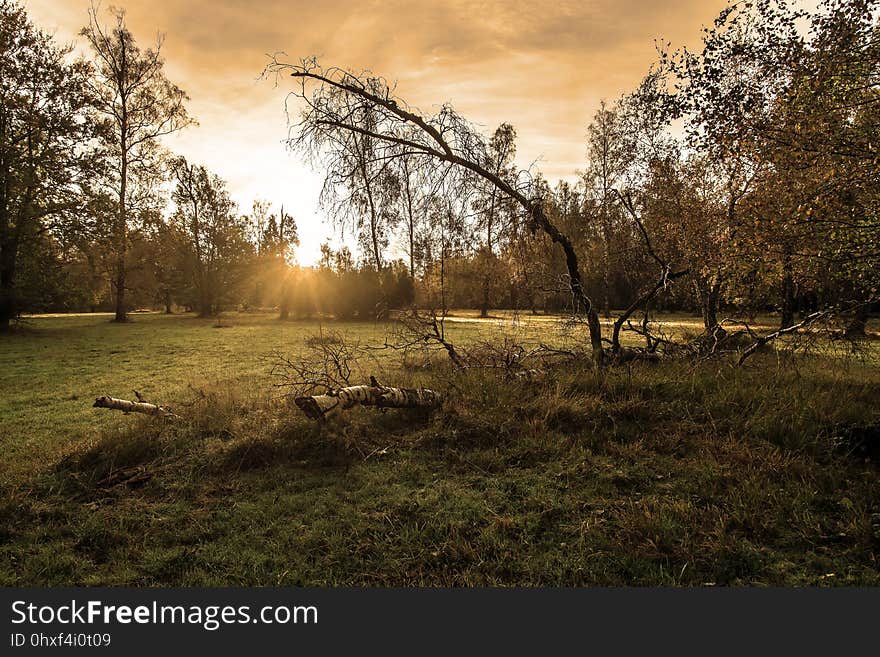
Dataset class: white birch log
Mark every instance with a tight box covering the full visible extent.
[294,378,442,420]
[93,395,177,418]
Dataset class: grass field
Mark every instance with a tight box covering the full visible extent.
[1,311,879,585]
[0,310,574,481]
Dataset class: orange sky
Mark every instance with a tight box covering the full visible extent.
[25,0,732,264]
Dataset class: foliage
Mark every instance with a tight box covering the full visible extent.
[0,0,101,329]
[169,157,255,316]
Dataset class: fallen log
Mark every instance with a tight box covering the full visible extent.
[93,395,177,418]
[294,377,442,420]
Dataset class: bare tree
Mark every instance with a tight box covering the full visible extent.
[394,152,421,279]
[304,74,402,272]
[82,5,192,322]
[266,58,605,361]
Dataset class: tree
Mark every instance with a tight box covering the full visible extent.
[423,176,471,313]
[584,102,632,318]
[766,0,880,333]
[393,152,422,279]
[82,5,192,323]
[170,158,253,316]
[302,75,401,273]
[0,0,99,330]
[661,0,880,331]
[268,58,606,360]
[142,210,187,313]
[471,123,519,317]
[245,200,298,318]
[658,1,792,327]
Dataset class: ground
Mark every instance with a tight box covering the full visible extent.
[1,311,878,585]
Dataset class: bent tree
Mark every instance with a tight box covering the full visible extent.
[267,58,606,360]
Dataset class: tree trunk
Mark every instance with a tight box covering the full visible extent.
[114,129,129,323]
[295,380,442,420]
[199,275,213,317]
[408,230,415,279]
[602,241,612,320]
[357,149,382,272]
[0,247,16,332]
[440,239,447,314]
[844,303,869,338]
[701,281,721,331]
[531,205,604,362]
[780,251,795,329]
[599,181,613,319]
[403,160,416,279]
[279,272,291,320]
[113,250,127,322]
[480,270,490,318]
[481,192,496,319]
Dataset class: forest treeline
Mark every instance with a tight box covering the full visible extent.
[1,0,878,333]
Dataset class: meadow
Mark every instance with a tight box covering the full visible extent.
[1,311,879,586]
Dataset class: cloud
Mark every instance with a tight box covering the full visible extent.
[24,0,729,263]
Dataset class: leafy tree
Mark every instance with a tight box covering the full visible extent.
[141,210,187,313]
[584,102,632,318]
[765,0,880,332]
[663,0,880,331]
[170,158,253,315]
[82,5,192,322]
[0,0,100,330]
[245,200,298,318]
[473,123,519,317]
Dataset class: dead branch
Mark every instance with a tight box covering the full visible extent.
[624,318,683,354]
[97,465,153,490]
[737,308,831,365]
[514,368,547,380]
[389,309,465,368]
[612,189,689,354]
[271,331,379,398]
[390,312,563,376]
[736,298,877,365]
[463,335,544,373]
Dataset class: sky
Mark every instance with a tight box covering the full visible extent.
[24,0,732,265]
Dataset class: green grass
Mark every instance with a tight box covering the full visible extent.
[0,312,395,483]
[0,309,630,481]
[1,311,879,586]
